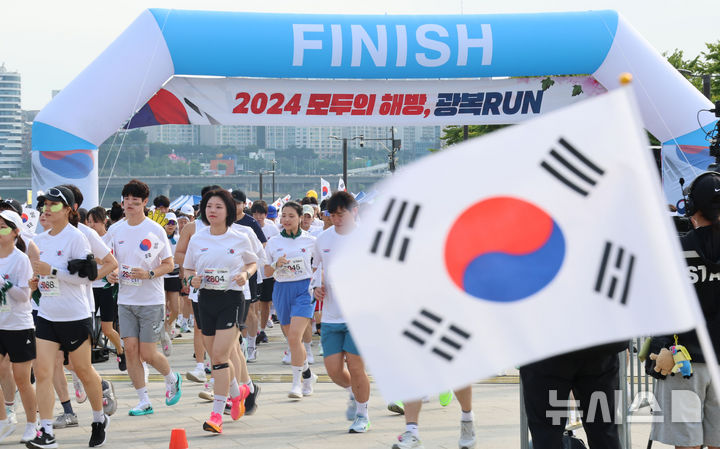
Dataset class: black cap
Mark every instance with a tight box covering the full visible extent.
[688,172,720,211]
[44,186,75,208]
[1,199,22,215]
[231,190,246,203]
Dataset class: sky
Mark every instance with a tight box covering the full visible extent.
[2,0,718,111]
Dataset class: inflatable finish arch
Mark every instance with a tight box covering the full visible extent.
[32,9,716,206]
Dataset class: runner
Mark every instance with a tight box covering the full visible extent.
[152,196,170,214]
[250,200,279,345]
[162,213,182,344]
[312,191,371,433]
[28,186,109,448]
[264,201,318,399]
[184,188,256,433]
[105,179,182,417]
[0,210,38,443]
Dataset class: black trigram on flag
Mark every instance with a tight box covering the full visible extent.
[370,198,421,262]
[595,241,636,305]
[402,308,471,362]
[540,137,605,196]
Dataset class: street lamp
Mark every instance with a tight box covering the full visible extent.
[259,169,275,203]
[359,126,402,173]
[271,159,276,200]
[329,135,363,190]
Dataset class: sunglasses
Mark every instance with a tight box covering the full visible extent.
[47,187,69,206]
[166,220,177,226]
[42,203,64,213]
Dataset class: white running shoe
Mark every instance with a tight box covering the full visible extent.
[73,375,87,404]
[198,379,214,401]
[393,431,424,449]
[247,346,257,363]
[301,372,318,396]
[348,415,370,433]
[160,330,172,356]
[266,319,274,328]
[0,419,14,443]
[185,367,207,383]
[20,422,36,443]
[281,351,291,365]
[5,405,16,424]
[458,420,476,449]
[288,382,303,399]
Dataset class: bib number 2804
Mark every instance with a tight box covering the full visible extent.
[203,268,230,290]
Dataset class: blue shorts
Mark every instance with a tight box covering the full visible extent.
[320,322,360,356]
[272,278,314,325]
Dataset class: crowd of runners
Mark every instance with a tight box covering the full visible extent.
[0,178,475,449]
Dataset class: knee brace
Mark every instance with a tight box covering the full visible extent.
[212,362,229,371]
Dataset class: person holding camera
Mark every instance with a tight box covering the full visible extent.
[647,171,720,449]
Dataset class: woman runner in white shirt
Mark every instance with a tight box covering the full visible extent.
[184,189,257,434]
[264,201,318,399]
[0,210,37,443]
[28,186,109,448]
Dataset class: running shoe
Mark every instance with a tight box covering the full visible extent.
[160,330,172,356]
[186,316,194,330]
[301,372,317,396]
[0,419,14,443]
[346,397,356,421]
[128,403,153,416]
[439,391,454,407]
[185,367,206,383]
[199,380,214,401]
[203,412,222,434]
[6,405,16,424]
[458,420,476,449]
[25,427,56,449]
[53,412,78,428]
[266,319,274,329]
[102,380,117,416]
[288,381,303,399]
[73,377,87,404]
[165,373,182,406]
[244,382,260,416]
[230,384,250,420]
[88,415,109,448]
[348,415,370,433]
[392,431,424,449]
[281,351,291,365]
[20,423,36,443]
[117,352,127,372]
[271,314,279,323]
[257,331,268,344]
[387,401,405,415]
[247,347,257,363]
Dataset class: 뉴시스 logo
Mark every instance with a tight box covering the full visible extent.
[444,196,565,302]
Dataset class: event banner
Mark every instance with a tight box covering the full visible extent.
[126,76,606,128]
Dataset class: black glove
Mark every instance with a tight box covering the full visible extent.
[67,255,98,281]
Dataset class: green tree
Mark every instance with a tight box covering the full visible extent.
[435,124,508,149]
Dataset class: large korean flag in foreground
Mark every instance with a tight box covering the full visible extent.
[329,86,701,402]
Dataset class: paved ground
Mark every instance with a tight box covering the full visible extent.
[3,324,675,448]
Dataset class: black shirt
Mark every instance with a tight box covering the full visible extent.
[235,214,267,244]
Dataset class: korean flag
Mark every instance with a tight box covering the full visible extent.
[328,86,703,402]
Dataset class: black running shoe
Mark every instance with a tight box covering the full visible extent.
[88,415,109,447]
[117,352,126,372]
[244,382,260,416]
[25,427,57,449]
[257,331,268,344]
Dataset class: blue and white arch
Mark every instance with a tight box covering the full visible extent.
[32,9,716,206]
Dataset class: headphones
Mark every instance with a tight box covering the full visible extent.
[684,171,720,217]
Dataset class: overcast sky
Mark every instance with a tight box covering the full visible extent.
[3,0,718,111]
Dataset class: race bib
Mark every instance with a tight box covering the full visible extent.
[203,268,230,290]
[38,275,60,297]
[275,257,308,280]
[120,265,141,287]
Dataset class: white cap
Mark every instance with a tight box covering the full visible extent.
[302,205,314,216]
[0,210,23,230]
[180,204,194,216]
[165,212,177,223]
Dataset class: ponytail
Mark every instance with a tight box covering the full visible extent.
[68,207,79,228]
[15,235,26,253]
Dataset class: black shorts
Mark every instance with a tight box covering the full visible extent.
[35,316,92,353]
[247,273,259,303]
[164,277,182,293]
[258,277,275,302]
[191,300,201,330]
[0,329,36,363]
[93,287,117,322]
[198,289,244,337]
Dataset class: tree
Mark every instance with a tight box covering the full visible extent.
[436,124,508,149]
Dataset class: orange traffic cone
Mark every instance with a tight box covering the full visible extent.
[169,428,188,449]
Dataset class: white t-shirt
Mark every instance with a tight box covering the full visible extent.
[78,223,111,310]
[313,226,355,324]
[108,217,173,306]
[265,231,316,283]
[33,224,93,322]
[259,222,280,280]
[0,247,34,330]
[91,232,114,289]
[165,232,179,279]
[184,227,258,292]
[188,220,207,303]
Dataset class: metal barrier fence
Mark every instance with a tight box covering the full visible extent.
[519,338,656,449]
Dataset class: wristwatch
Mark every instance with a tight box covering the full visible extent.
[148,270,156,279]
